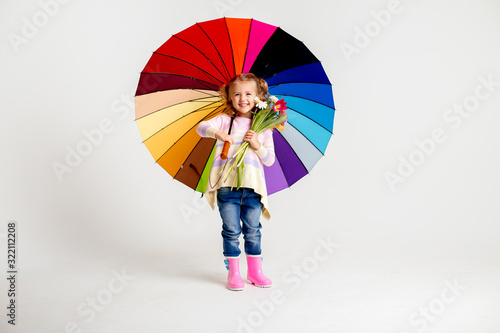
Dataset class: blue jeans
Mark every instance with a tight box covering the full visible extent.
[217,187,263,257]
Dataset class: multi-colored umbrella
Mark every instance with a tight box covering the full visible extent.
[135,17,335,195]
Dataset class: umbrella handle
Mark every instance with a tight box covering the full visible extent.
[221,141,231,160]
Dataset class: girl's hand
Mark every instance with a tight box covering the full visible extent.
[215,131,234,145]
[244,130,261,150]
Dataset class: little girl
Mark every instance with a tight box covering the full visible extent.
[196,73,275,291]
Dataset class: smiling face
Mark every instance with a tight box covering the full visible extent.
[229,80,259,118]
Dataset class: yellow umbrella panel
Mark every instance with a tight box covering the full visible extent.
[135,89,224,191]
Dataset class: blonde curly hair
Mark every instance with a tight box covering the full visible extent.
[219,73,270,117]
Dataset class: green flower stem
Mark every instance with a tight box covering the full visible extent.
[221,109,288,190]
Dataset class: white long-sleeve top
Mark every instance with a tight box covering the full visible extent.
[196,114,275,220]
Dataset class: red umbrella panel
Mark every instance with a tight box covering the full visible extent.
[135,17,335,195]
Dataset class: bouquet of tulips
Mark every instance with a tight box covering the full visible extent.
[222,95,288,189]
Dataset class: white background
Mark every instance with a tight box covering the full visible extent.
[1,0,499,332]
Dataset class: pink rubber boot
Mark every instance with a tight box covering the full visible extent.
[224,258,244,291]
[246,255,272,288]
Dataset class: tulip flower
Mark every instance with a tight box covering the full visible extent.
[222,96,288,189]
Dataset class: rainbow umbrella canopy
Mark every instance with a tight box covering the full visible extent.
[135,17,335,195]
